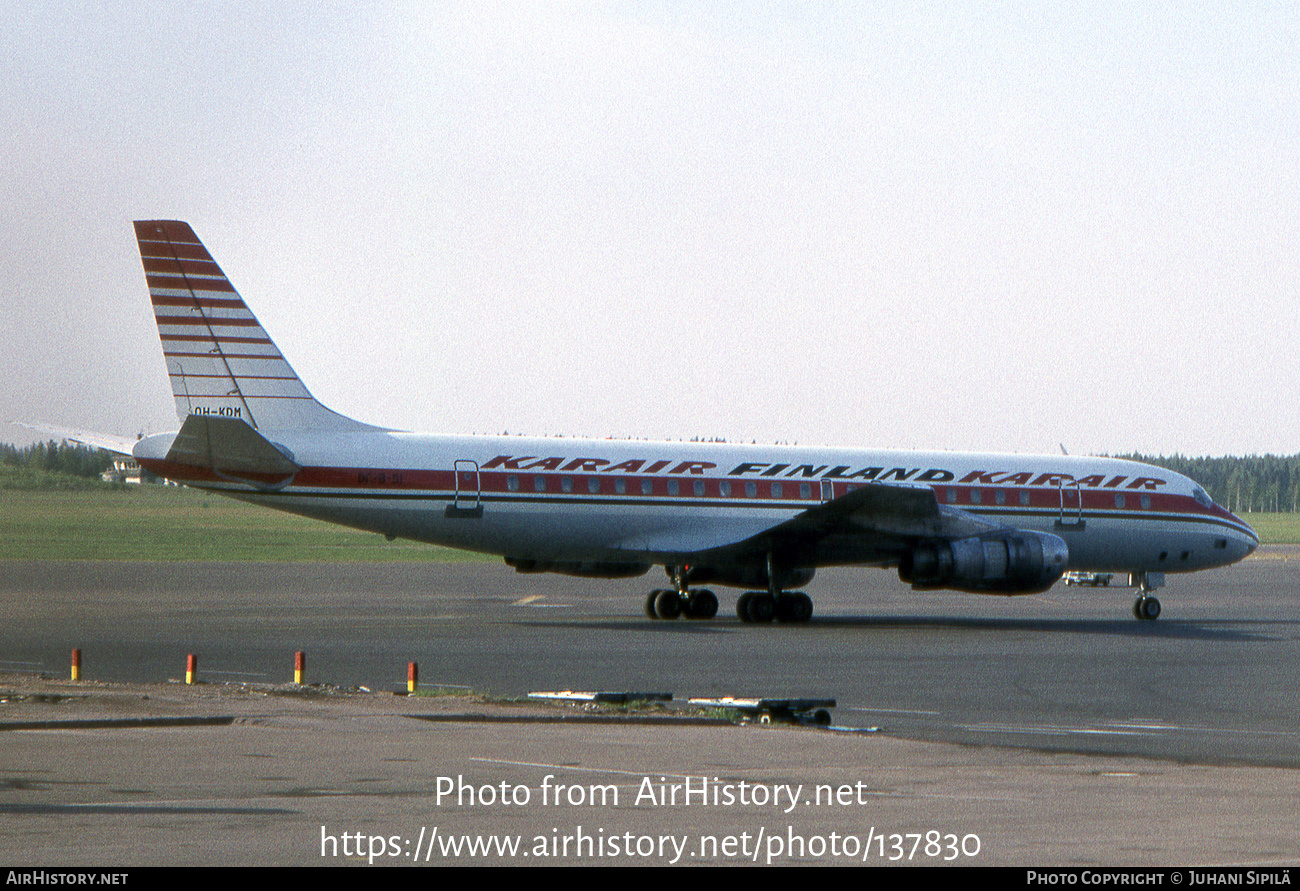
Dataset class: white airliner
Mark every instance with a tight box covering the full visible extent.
[115,221,1256,622]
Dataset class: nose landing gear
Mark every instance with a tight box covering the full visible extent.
[1133,595,1162,621]
[1129,571,1164,621]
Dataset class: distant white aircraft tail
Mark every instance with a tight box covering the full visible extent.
[134,220,376,433]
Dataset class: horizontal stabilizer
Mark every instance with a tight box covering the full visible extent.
[12,422,138,455]
[164,414,300,489]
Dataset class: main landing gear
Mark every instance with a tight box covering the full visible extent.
[645,566,718,619]
[643,589,815,622]
[736,591,813,624]
[1130,571,1163,621]
[645,588,718,620]
[644,558,815,623]
[738,552,814,623]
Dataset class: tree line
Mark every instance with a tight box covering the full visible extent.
[2,440,115,480]
[1120,453,1298,514]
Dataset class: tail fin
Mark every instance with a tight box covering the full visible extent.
[134,220,377,433]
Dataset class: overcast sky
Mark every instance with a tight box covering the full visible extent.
[3,2,1297,457]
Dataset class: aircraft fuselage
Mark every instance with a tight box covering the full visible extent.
[133,430,1257,581]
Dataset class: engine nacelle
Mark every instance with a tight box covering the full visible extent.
[899,530,1068,595]
[504,557,651,579]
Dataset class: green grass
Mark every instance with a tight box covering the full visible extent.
[1236,512,1300,546]
[0,485,491,562]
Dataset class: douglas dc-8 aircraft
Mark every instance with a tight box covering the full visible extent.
[105,221,1259,622]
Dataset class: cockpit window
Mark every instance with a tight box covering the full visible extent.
[1192,486,1212,507]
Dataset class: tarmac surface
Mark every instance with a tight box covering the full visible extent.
[3,674,1298,867]
[2,549,1298,866]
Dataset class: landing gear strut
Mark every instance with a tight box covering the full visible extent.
[1130,571,1163,621]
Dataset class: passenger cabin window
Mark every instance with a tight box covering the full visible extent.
[745,481,757,498]
[562,477,573,493]
[533,475,546,492]
[641,479,653,495]
[667,480,679,496]
[771,482,783,499]
[588,478,600,494]
[693,480,705,497]
[507,475,519,492]
[719,480,732,497]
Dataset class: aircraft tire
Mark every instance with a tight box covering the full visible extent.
[686,589,718,620]
[654,588,683,620]
[646,590,662,619]
[1137,596,1161,621]
[744,593,776,624]
[736,592,754,622]
[776,592,813,623]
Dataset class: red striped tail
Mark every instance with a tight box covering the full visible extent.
[134,221,375,433]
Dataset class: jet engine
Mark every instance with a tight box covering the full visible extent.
[898,530,1068,594]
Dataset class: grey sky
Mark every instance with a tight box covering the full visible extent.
[3,2,1297,456]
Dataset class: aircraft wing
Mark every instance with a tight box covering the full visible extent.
[625,483,1005,565]
[761,482,1002,541]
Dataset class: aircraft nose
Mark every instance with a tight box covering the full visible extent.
[1232,512,1259,559]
